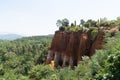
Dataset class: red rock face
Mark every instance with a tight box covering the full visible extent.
[49,31,70,52]
[89,30,105,56]
[63,32,80,67]
[46,30,105,68]
[77,31,92,62]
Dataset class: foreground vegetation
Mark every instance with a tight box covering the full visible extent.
[0,36,52,80]
[0,17,120,80]
[0,31,119,80]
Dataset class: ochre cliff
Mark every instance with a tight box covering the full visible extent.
[46,29,105,68]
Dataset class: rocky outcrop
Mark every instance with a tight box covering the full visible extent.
[46,30,105,68]
[46,31,70,67]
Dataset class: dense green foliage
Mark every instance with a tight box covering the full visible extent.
[0,31,120,80]
[0,36,52,79]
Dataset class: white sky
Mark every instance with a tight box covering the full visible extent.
[0,0,120,36]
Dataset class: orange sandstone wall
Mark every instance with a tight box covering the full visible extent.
[46,30,105,67]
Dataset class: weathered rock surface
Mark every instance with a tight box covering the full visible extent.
[46,30,105,68]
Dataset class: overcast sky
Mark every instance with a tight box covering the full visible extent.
[0,0,120,36]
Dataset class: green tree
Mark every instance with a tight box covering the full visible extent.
[56,18,69,27]
[62,18,69,27]
[83,19,97,27]
[80,19,85,27]
[56,18,69,31]
[56,20,62,27]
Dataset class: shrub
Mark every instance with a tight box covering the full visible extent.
[29,64,55,80]
[91,29,98,40]
[59,27,65,31]
[95,45,120,80]
[56,67,77,80]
